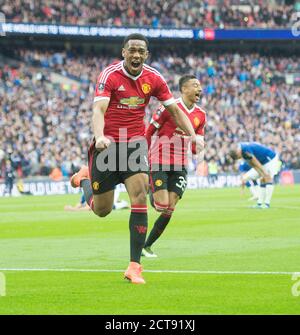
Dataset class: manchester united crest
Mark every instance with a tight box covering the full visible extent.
[194,117,200,127]
[155,179,163,187]
[142,83,151,94]
[92,182,100,191]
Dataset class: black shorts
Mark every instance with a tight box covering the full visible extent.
[149,165,188,198]
[88,139,149,194]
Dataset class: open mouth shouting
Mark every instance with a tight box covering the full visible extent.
[194,91,201,102]
[128,60,143,75]
[131,60,141,69]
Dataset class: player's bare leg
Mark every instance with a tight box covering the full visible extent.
[151,189,169,212]
[70,167,114,217]
[143,191,179,257]
[168,191,180,209]
[124,173,148,284]
[93,191,114,217]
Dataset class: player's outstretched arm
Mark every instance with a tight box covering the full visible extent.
[92,99,111,150]
[165,103,196,141]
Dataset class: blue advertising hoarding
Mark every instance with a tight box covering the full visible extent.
[0,22,299,40]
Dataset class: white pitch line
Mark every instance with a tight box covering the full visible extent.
[0,268,298,275]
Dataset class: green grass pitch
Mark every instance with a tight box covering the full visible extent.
[0,185,300,315]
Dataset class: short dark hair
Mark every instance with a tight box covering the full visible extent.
[123,34,149,48]
[229,149,239,160]
[179,75,197,92]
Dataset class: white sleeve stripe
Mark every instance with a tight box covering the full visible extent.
[161,98,175,106]
[102,64,122,84]
[99,62,121,79]
[99,63,122,85]
[93,96,110,103]
[143,64,165,78]
[98,64,116,83]
[151,120,161,128]
[144,65,167,84]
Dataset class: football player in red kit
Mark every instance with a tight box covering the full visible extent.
[142,75,206,258]
[70,34,197,284]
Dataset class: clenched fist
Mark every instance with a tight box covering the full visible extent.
[191,135,205,154]
[95,136,111,151]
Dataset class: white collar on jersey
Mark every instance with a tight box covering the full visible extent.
[121,61,144,80]
[179,97,196,114]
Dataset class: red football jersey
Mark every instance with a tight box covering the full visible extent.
[94,61,175,142]
[147,98,206,166]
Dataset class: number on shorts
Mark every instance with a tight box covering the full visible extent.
[176,176,187,191]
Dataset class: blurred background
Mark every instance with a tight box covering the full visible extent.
[0,0,299,195]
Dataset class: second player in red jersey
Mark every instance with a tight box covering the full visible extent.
[142,75,206,258]
[146,97,206,167]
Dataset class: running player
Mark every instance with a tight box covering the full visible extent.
[229,142,279,208]
[142,75,206,257]
[70,34,198,284]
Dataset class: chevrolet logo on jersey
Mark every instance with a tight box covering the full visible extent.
[120,97,145,107]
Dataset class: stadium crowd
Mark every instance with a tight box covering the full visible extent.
[0,0,298,28]
[1,48,300,179]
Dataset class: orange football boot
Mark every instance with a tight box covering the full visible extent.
[124,262,146,284]
[70,165,89,188]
